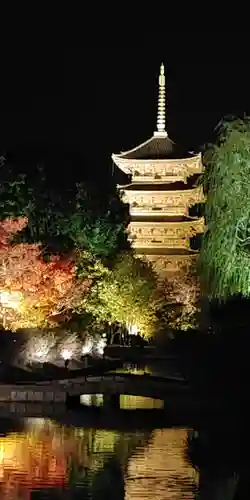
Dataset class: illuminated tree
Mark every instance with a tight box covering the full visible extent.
[80,251,157,338]
[200,117,250,299]
[0,217,90,330]
[58,332,83,362]
[156,264,200,331]
[21,331,57,365]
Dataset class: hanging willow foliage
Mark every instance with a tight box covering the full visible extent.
[200,117,250,300]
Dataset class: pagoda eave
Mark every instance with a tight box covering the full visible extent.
[112,153,203,183]
[122,186,205,216]
[112,152,201,169]
[112,132,196,163]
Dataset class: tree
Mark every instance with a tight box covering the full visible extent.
[155,263,200,331]
[200,117,250,299]
[79,251,157,338]
[0,157,128,258]
[0,217,90,330]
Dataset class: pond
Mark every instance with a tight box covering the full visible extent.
[0,360,248,499]
[0,405,198,499]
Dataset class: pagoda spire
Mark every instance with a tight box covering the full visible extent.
[154,62,167,137]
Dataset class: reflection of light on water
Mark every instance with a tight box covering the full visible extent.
[25,418,47,428]
[80,394,104,407]
[0,422,67,497]
[120,395,164,410]
[112,365,152,376]
[0,416,198,499]
[80,393,164,410]
[0,419,122,497]
[125,429,198,500]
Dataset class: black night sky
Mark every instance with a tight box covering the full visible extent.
[1,37,249,183]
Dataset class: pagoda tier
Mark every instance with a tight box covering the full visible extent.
[112,143,202,184]
[129,218,204,250]
[120,185,204,217]
[112,63,205,276]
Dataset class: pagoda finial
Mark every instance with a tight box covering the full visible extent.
[154,62,167,137]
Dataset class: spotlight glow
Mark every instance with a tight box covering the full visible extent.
[60,348,72,361]
[95,338,106,357]
[127,324,139,336]
[0,291,22,310]
[82,337,94,356]
[58,333,82,362]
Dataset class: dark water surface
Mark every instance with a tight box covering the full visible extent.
[0,362,248,499]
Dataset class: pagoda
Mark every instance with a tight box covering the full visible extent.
[112,63,205,277]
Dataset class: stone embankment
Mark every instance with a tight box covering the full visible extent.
[0,383,66,402]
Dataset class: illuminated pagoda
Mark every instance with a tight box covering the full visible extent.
[112,63,205,276]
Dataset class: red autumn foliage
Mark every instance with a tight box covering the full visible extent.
[0,217,90,329]
[0,216,28,246]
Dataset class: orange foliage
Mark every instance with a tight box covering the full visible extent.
[0,216,28,246]
[0,217,90,330]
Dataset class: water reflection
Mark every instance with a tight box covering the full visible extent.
[80,393,164,410]
[120,395,163,410]
[110,363,152,375]
[0,411,197,499]
[0,419,66,498]
[115,361,183,379]
[126,429,198,499]
[80,394,104,407]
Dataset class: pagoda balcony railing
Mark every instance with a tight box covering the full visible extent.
[129,206,188,216]
[131,174,188,184]
[130,237,190,249]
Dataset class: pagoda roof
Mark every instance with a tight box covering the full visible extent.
[113,134,194,161]
[112,64,201,170]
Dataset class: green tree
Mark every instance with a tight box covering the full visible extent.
[79,251,157,338]
[0,157,128,258]
[200,117,250,299]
